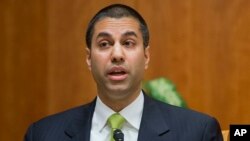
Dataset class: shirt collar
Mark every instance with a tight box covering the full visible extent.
[94,96,115,132]
[119,91,144,130]
[94,91,144,132]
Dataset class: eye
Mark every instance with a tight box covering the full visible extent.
[98,40,111,48]
[123,40,135,48]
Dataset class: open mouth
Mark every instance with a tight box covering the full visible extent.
[109,70,126,75]
[107,67,128,81]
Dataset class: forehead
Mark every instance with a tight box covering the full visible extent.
[93,17,141,37]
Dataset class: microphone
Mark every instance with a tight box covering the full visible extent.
[113,129,124,141]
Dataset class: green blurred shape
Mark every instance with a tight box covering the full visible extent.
[143,77,188,108]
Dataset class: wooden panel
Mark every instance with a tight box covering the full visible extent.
[185,0,250,128]
[139,0,250,129]
[0,0,48,140]
[0,0,249,140]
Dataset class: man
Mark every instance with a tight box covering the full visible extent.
[25,4,223,141]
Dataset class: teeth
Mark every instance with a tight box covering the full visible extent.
[109,70,125,75]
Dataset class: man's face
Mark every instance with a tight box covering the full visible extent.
[86,17,150,99]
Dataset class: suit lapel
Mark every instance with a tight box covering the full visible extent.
[138,94,170,141]
[64,98,96,141]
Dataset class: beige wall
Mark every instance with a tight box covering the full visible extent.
[1,0,250,140]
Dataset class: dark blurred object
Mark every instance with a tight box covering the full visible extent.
[113,129,124,141]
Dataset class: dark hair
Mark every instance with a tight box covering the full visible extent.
[85,4,149,48]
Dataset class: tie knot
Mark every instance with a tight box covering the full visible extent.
[108,113,125,130]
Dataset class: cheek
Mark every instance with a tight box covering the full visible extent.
[128,53,146,70]
[90,53,108,70]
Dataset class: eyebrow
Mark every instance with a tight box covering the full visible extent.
[122,31,138,38]
[96,31,138,39]
[96,32,112,39]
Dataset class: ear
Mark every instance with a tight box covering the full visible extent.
[144,46,150,69]
[86,48,91,70]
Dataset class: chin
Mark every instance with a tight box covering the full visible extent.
[106,82,127,89]
[109,87,128,93]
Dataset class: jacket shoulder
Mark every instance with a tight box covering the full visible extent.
[24,102,95,141]
[157,100,216,122]
[36,103,92,126]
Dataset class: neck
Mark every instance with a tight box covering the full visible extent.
[97,88,141,112]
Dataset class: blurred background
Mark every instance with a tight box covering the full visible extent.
[1,0,250,140]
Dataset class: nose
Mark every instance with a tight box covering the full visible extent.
[111,43,125,63]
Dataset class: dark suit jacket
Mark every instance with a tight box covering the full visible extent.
[24,94,223,141]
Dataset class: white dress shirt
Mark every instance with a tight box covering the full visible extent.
[90,91,144,141]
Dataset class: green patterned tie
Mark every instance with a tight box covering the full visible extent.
[107,113,125,141]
